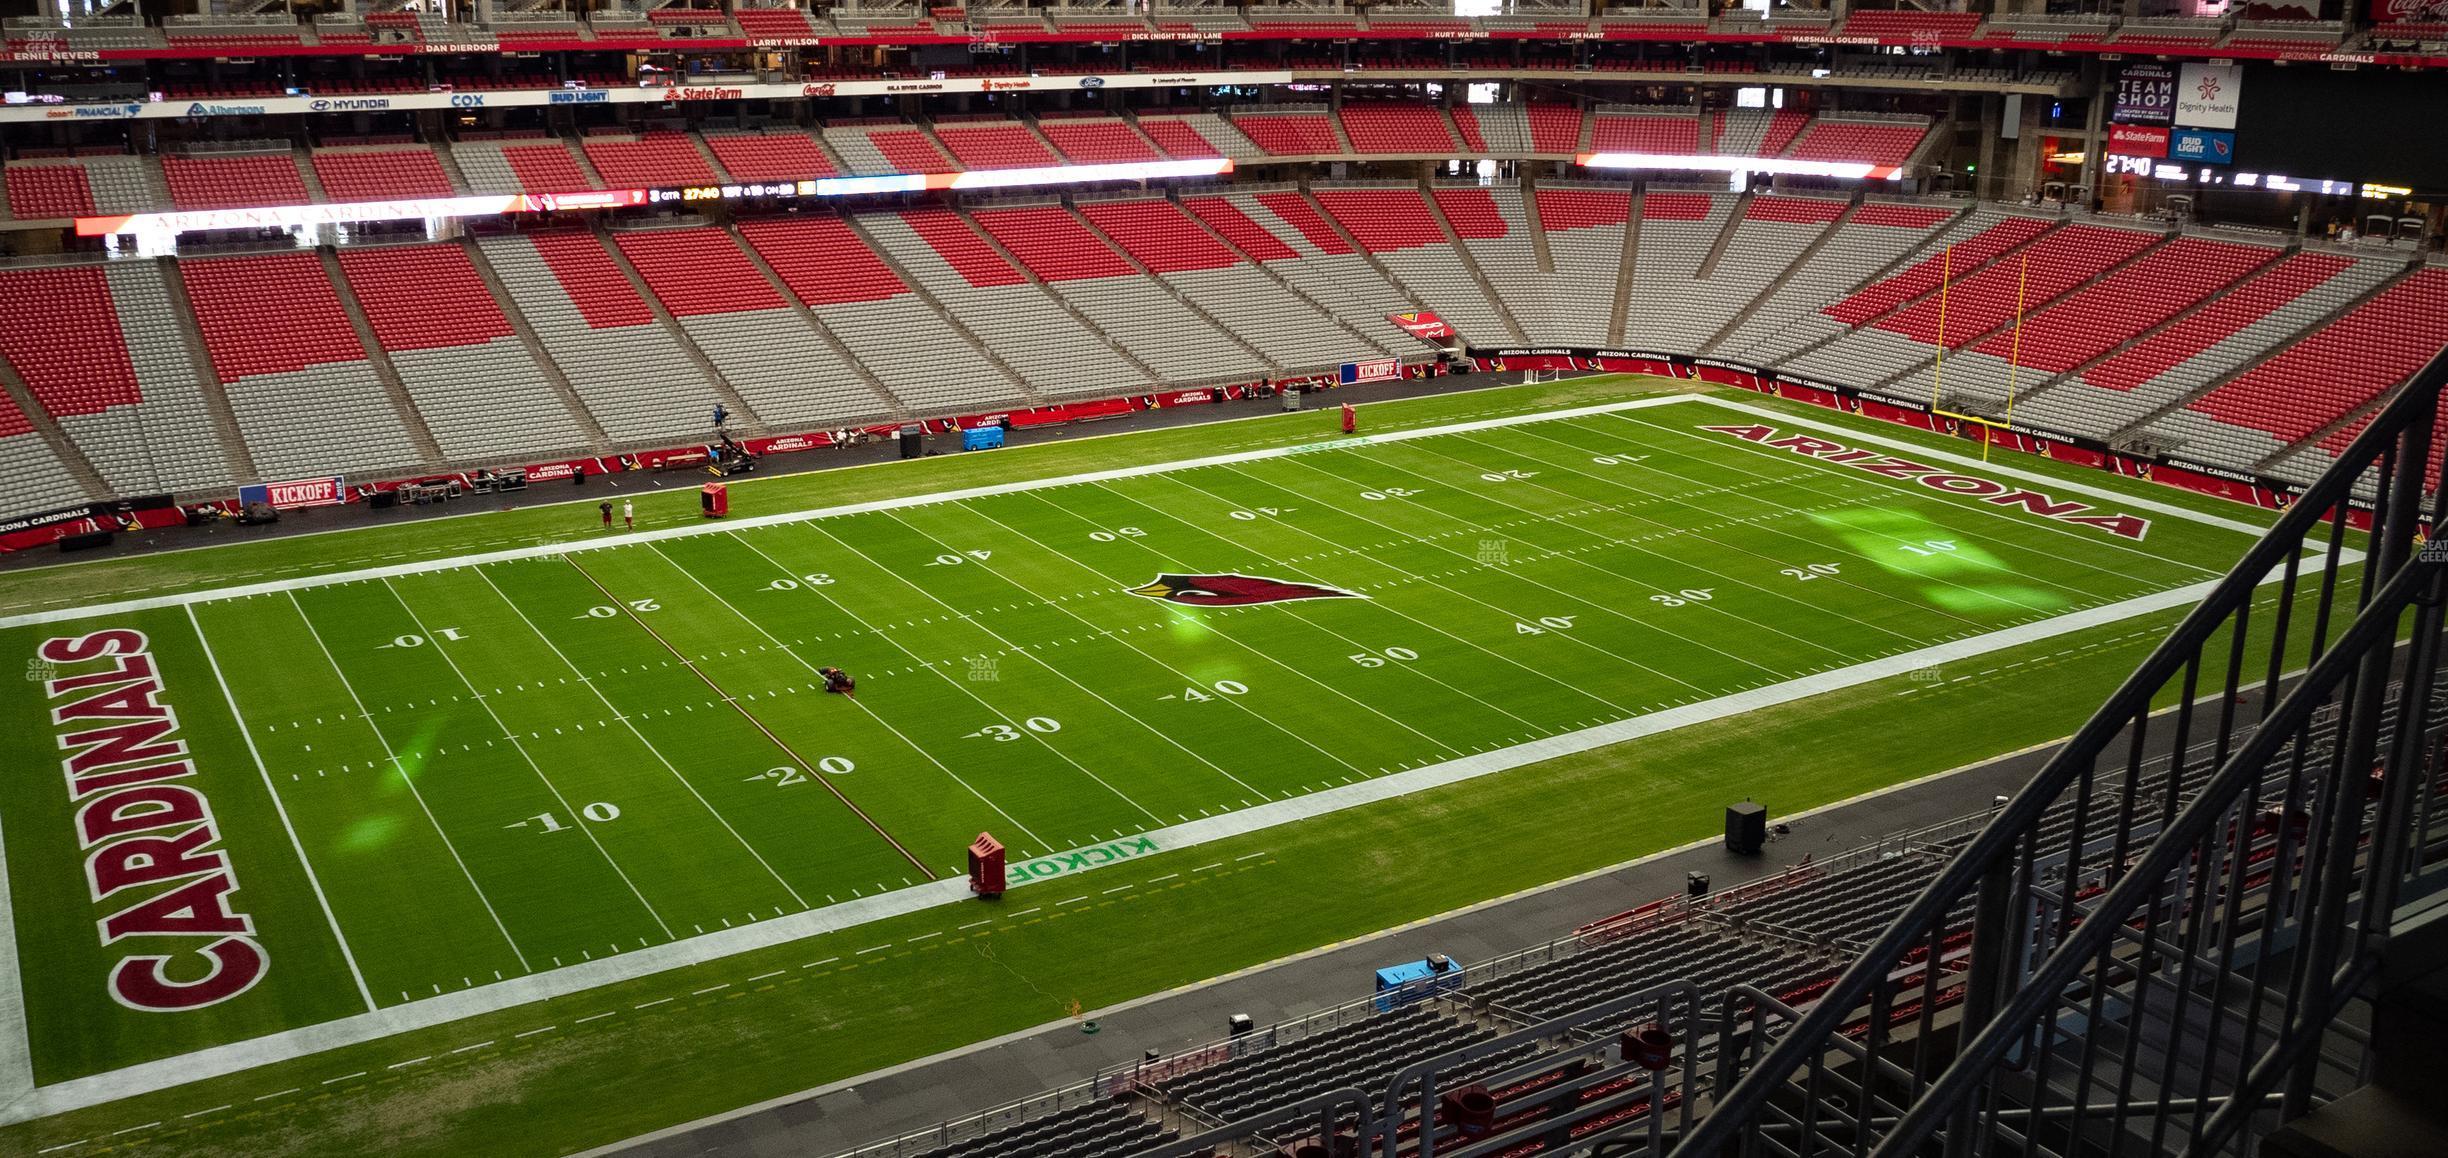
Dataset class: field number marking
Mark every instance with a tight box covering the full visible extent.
[378,627,466,649]
[1348,647,1420,668]
[508,802,622,832]
[1087,527,1147,542]
[1169,680,1249,703]
[1649,589,1716,608]
[1778,563,1842,581]
[1514,616,1577,634]
[765,573,836,590]
[1898,540,1959,557]
[1358,487,1423,501]
[968,717,1062,742]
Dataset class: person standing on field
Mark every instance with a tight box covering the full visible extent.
[623,499,634,530]
[599,501,613,530]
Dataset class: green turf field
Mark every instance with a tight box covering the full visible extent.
[0,386,2298,1153]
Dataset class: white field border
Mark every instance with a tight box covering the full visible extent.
[0,395,2332,1125]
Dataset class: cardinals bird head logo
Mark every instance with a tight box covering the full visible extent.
[1126,573,1363,606]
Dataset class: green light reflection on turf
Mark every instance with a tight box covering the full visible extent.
[338,813,402,853]
[1803,506,2069,614]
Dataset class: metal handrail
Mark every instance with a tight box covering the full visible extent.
[1675,344,2448,1156]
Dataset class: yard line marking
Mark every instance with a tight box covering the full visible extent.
[691,985,730,996]
[1103,884,1134,894]
[515,1026,557,1039]
[1227,457,1716,699]
[575,1012,615,1024]
[450,1041,493,1054]
[1235,852,1268,861]
[321,1072,366,1084]
[108,1123,157,1136]
[1612,408,2235,576]
[182,1106,231,1119]
[36,1142,86,1153]
[855,944,890,955]
[958,919,994,930]
[1192,863,1225,873]
[283,591,532,973]
[1056,896,1088,906]
[377,578,676,942]
[964,498,1464,761]
[1523,422,2084,617]
[803,957,839,968]
[1147,873,1179,883]
[187,604,381,1013]
[468,566,809,910]
[1007,907,1041,918]
[1105,474,1600,725]
[253,1089,299,1102]
[387,1057,430,1070]
[0,398,2345,1126]
[748,971,784,982]
[715,533,1074,847]
[800,522,1213,821]
[1373,437,1932,655]
[0,395,1714,636]
[571,551,951,874]
[635,997,673,1009]
[906,932,941,942]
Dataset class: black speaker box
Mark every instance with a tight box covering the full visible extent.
[1725,802,1767,855]
[58,531,113,552]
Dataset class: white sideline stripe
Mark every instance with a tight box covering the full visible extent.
[0,558,2322,1125]
[0,396,2324,1125]
[0,395,1695,632]
[185,604,379,1015]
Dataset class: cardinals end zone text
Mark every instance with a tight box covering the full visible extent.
[38,628,268,1012]
[1700,424,2153,541]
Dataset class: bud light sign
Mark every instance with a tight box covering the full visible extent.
[2169,129,2235,166]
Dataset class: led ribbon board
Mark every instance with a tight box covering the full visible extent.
[1574,152,1902,180]
[75,159,1234,238]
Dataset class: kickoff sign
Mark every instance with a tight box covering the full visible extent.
[239,476,347,510]
[1341,357,1402,385]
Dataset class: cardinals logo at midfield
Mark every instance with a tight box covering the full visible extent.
[1126,573,1363,607]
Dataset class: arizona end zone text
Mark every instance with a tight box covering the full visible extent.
[37,629,266,1012]
[1699,424,2154,540]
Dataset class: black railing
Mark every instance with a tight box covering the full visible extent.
[1675,345,2448,1158]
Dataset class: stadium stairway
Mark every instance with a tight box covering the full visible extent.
[1695,196,1860,353]
[720,221,908,419]
[1420,182,1530,345]
[153,256,259,483]
[1297,187,1483,346]
[592,226,765,429]
[1062,201,1280,374]
[1609,187,1643,343]
[317,247,446,465]
[2104,259,2425,449]
[458,237,612,452]
[949,204,1167,389]
[0,355,106,503]
[1167,191,1397,363]
[1871,224,2173,405]
[2001,240,2291,407]
[1518,174,1558,276]
[828,213,1042,407]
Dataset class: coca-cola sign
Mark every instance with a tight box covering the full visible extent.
[2371,0,2448,22]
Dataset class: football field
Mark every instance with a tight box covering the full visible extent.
[0,393,2272,1113]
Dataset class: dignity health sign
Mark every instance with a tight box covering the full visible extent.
[2175,63,2242,130]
